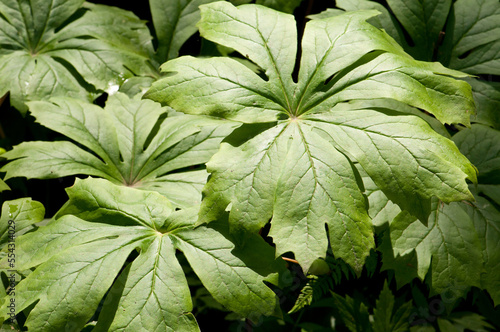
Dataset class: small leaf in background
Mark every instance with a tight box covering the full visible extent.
[372,281,412,332]
[0,0,156,113]
[330,292,371,332]
[288,276,318,315]
[0,178,286,332]
[453,124,500,184]
[145,2,476,274]
[437,312,494,332]
[440,0,500,75]
[0,93,238,209]
[256,0,305,13]
[149,0,220,63]
[466,79,500,130]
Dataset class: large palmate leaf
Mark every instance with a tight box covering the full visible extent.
[0,93,237,208]
[0,178,285,331]
[0,0,156,113]
[145,3,476,272]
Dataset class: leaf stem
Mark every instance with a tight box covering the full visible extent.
[282,257,299,264]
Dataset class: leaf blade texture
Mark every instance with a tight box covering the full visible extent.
[0,93,237,209]
[145,3,476,273]
[0,0,156,112]
[0,178,286,331]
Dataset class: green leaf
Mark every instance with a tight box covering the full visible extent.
[440,0,500,75]
[145,3,476,272]
[0,198,44,248]
[453,124,500,184]
[149,0,219,62]
[338,0,500,131]
[0,0,155,113]
[0,178,286,331]
[384,0,452,61]
[256,0,304,13]
[467,79,500,129]
[0,179,9,193]
[462,188,500,306]
[288,276,318,314]
[1,93,237,208]
[437,312,494,332]
[334,0,406,47]
[330,292,371,332]
[389,199,482,298]
[372,281,412,332]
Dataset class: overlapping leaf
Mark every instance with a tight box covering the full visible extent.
[0,93,238,208]
[149,0,220,62]
[388,200,483,299]
[453,124,500,184]
[440,0,500,75]
[0,198,44,248]
[145,3,476,272]
[335,0,500,128]
[0,0,156,113]
[371,123,500,304]
[0,178,286,331]
[453,124,500,304]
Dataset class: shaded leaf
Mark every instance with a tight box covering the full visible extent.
[453,124,500,184]
[437,312,494,332]
[372,281,412,332]
[149,0,219,62]
[334,0,406,47]
[256,0,304,13]
[1,93,237,208]
[389,200,482,298]
[440,0,500,75]
[463,187,500,306]
[330,292,371,332]
[467,79,500,129]
[385,0,452,61]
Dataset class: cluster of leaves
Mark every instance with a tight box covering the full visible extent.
[0,0,499,331]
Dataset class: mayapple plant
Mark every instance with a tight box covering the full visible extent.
[1,0,499,331]
[145,2,476,273]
